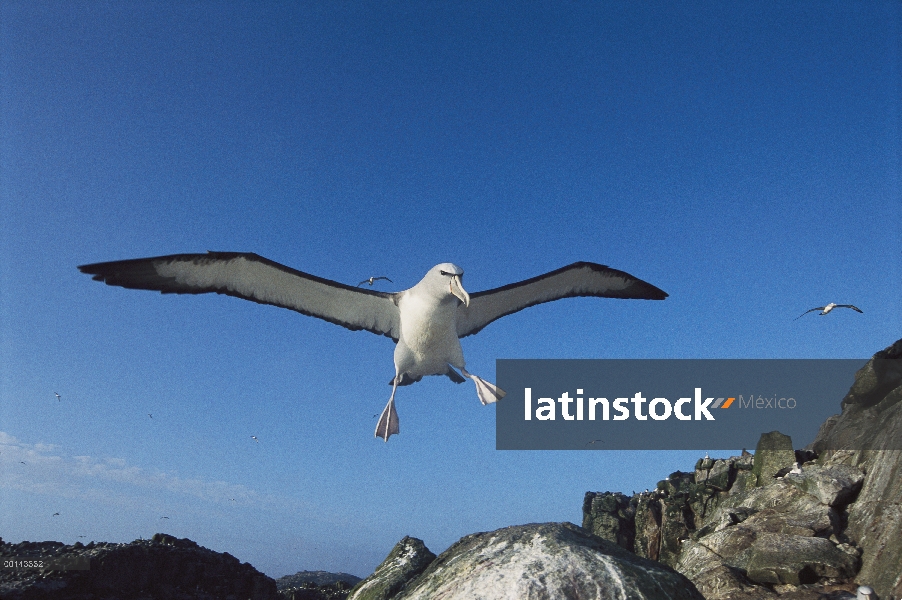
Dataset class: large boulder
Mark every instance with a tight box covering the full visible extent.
[783,464,864,508]
[752,431,796,486]
[393,522,704,600]
[680,527,858,586]
[346,536,435,600]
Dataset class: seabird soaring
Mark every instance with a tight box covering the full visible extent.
[794,303,863,321]
[78,252,668,441]
[358,276,393,287]
[55,392,61,401]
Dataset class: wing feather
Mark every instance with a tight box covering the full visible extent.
[457,262,667,337]
[78,252,401,340]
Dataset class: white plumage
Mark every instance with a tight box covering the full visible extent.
[80,252,667,441]
[794,303,863,321]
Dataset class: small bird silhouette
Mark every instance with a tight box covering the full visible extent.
[161,516,169,519]
[148,413,153,419]
[794,303,863,321]
[251,436,259,443]
[52,512,60,517]
[357,276,393,287]
[55,393,61,401]
[584,439,604,446]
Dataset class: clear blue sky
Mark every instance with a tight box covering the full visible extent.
[1,1,899,579]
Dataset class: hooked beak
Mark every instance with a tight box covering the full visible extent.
[450,275,469,307]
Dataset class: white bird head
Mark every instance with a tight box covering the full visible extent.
[419,263,469,307]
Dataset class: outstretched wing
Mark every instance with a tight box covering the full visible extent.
[79,252,401,340]
[837,305,863,313]
[456,262,667,338]
[793,307,825,321]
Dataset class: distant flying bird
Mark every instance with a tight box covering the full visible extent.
[55,393,61,401]
[148,413,153,419]
[52,512,59,516]
[20,461,26,465]
[585,439,604,446]
[78,253,667,441]
[161,516,169,519]
[357,276,393,287]
[251,435,259,443]
[794,303,863,321]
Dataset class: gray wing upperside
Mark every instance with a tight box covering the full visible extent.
[456,262,667,338]
[79,252,401,340]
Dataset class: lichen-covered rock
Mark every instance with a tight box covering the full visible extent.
[783,464,864,507]
[730,469,757,496]
[679,527,858,587]
[752,431,796,486]
[696,457,737,492]
[395,523,704,600]
[581,491,635,550]
[346,536,434,600]
[658,500,692,568]
[633,496,662,560]
[740,532,859,585]
[677,540,774,599]
[725,482,837,537]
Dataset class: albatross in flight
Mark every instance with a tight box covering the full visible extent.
[794,303,863,321]
[358,276,393,287]
[78,252,668,441]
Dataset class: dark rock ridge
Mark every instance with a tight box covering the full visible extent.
[276,571,361,589]
[276,571,360,600]
[278,580,353,600]
[581,338,902,600]
[350,523,704,600]
[0,533,279,600]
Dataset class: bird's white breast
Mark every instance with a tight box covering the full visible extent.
[397,292,464,374]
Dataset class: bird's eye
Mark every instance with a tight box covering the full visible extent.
[440,270,450,276]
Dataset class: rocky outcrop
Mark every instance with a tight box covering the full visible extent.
[582,443,867,598]
[579,338,902,600]
[581,491,636,550]
[808,338,902,599]
[384,522,704,600]
[346,536,435,600]
[0,533,279,600]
